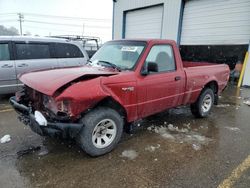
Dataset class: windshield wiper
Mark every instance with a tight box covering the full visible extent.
[98,60,121,71]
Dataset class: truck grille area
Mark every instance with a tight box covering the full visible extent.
[18,86,70,122]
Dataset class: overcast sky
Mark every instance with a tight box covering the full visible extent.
[0,0,113,42]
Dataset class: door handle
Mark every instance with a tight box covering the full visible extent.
[1,64,13,68]
[18,63,28,67]
[175,76,181,81]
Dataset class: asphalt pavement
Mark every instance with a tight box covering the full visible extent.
[0,85,250,188]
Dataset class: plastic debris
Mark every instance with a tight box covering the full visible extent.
[0,135,11,144]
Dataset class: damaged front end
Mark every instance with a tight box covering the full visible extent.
[10,86,83,139]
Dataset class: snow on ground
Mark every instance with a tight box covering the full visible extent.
[0,134,11,144]
[145,144,160,152]
[243,100,250,106]
[216,104,231,108]
[225,127,241,132]
[121,150,138,160]
[147,123,213,151]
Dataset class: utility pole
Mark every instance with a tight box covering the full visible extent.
[17,13,24,35]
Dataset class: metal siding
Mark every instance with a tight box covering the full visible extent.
[181,0,250,45]
[113,0,182,41]
[125,5,164,38]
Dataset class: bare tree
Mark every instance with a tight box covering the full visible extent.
[0,25,19,36]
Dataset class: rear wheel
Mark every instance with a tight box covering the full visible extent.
[76,107,124,156]
[191,88,214,118]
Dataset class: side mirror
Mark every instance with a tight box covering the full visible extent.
[141,62,158,76]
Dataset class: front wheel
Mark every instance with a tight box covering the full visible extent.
[191,88,214,118]
[76,107,124,156]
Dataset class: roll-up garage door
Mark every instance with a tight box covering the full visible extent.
[181,0,250,45]
[125,5,163,39]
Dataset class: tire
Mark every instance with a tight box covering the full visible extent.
[190,88,214,118]
[76,107,124,156]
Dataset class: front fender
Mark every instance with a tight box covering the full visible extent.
[55,78,110,117]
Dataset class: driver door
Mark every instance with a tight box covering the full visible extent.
[137,44,185,118]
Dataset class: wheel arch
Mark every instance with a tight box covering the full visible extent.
[91,97,128,123]
[203,80,219,104]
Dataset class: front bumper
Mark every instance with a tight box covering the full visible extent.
[9,96,83,138]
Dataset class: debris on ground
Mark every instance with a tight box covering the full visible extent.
[243,100,250,106]
[145,144,160,152]
[216,104,230,108]
[17,146,41,158]
[225,127,241,132]
[0,134,11,144]
[121,150,138,160]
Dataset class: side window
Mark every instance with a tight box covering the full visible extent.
[145,45,176,73]
[16,43,50,60]
[55,43,84,58]
[0,43,10,61]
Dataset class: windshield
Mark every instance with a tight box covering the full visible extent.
[90,41,146,70]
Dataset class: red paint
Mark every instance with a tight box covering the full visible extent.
[19,39,230,122]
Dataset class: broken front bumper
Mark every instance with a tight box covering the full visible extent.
[9,96,83,138]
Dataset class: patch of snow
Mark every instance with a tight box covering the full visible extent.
[216,104,230,108]
[147,126,152,131]
[192,135,206,142]
[167,124,176,131]
[192,143,201,151]
[38,148,49,156]
[161,133,175,140]
[121,150,138,160]
[145,144,160,152]
[0,135,11,144]
[147,123,213,150]
[243,100,250,106]
[225,127,240,132]
[183,123,191,129]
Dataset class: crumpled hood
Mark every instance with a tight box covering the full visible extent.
[20,66,118,96]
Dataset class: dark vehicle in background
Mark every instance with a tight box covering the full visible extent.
[0,36,89,94]
[51,35,100,58]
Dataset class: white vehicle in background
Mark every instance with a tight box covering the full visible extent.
[0,36,89,95]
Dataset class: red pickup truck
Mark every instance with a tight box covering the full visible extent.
[10,39,229,156]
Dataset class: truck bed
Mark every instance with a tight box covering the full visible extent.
[183,61,219,68]
[181,61,229,105]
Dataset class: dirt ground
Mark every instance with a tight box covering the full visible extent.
[0,85,250,188]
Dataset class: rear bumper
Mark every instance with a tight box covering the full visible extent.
[9,96,83,138]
